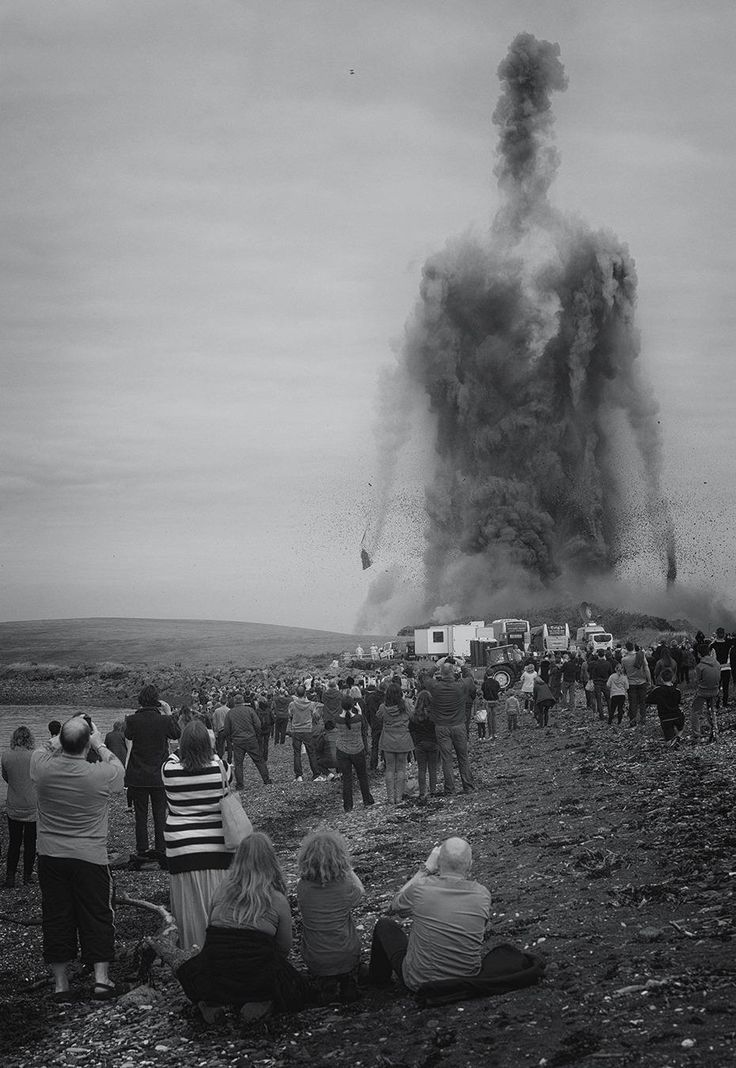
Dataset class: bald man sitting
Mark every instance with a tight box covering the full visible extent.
[368,836,492,991]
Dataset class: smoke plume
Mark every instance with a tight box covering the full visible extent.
[360,33,676,628]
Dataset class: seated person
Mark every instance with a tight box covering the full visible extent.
[152,832,313,1024]
[296,827,365,1001]
[368,836,491,991]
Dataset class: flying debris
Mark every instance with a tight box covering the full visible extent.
[360,523,373,570]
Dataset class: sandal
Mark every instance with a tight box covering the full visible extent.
[50,989,75,1004]
[93,981,117,1001]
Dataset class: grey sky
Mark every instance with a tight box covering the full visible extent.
[2,1,735,632]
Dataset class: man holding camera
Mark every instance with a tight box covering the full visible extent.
[368,836,491,991]
[30,715,125,1001]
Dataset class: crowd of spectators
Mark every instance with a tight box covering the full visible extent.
[0,625,733,1017]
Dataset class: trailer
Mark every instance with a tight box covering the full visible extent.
[413,622,487,659]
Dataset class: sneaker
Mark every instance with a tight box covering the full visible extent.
[295,776,303,783]
[327,772,337,780]
[314,775,328,782]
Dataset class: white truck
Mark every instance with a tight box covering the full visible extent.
[575,623,613,654]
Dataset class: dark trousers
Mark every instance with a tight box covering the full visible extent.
[6,817,37,884]
[215,729,227,759]
[274,719,288,745]
[259,733,270,762]
[627,683,647,725]
[535,699,554,726]
[292,733,320,779]
[593,682,608,720]
[337,749,374,810]
[608,694,627,724]
[414,740,438,797]
[368,917,409,985]
[435,724,474,792]
[38,855,115,964]
[232,742,270,787]
[128,786,167,855]
[370,726,382,770]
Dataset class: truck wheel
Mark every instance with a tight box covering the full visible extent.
[489,666,515,691]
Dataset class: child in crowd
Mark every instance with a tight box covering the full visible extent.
[474,701,488,740]
[645,667,684,746]
[504,692,520,733]
[520,664,538,712]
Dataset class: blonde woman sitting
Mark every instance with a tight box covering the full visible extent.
[167,832,313,1023]
[296,827,365,1002]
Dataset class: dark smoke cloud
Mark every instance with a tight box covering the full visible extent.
[360,33,677,627]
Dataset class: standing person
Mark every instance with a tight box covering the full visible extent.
[256,698,274,763]
[379,683,413,806]
[334,697,374,811]
[125,684,181,868]
[690,647,721,744]
[589,651,613,721]
[606,663,630,725]
[710,628,734,708]
[461,666,477,738]
[321,679,343,725]
[287,685,321,783]
[162,720,233,951]
[2,726,38,888]
[408,689,438,803]
[30,716,125,1000]
[421,663,475,795]
[225,694,272,788]
[520,664,538,712]
[645,668,684,746]
[532,676,555,727]
[548,658,562,704]
[560,655,577,711]
[364,682,385,771]
[296,827,365,1002]
[272,684,291,746]
[103,721,128,765]
[211,698,230,759]
[481,671,501,742]
[621,642,651,726]
[503,691,520,733]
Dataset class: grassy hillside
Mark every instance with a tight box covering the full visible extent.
[0,617,395,668]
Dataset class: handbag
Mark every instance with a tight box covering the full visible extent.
[585,680,594,692]
[219,761,253,851]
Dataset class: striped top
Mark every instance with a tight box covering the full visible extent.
[162,755,233,875]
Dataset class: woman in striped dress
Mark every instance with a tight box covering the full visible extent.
[163,719,232,950]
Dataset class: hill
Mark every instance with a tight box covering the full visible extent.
[0,617,395,669]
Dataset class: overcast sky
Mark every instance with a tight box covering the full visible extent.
[2,0,735,633]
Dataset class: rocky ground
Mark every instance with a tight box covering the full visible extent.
[1,697,736,1068]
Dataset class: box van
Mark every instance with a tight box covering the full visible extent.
[575,623,613,653]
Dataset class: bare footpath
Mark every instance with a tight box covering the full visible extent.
[1,699,735,1068]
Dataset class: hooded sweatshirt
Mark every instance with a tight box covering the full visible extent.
[695,654,721,697]
[379,703,413,753]
[288,697,315,735]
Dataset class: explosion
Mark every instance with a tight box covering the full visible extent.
[359,33,676,627]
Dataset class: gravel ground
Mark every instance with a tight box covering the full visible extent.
[2,697,736,1067]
